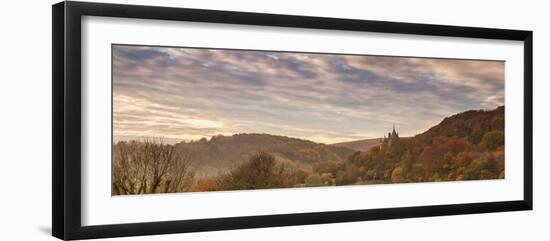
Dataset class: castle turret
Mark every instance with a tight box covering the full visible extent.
[391,124,399,138]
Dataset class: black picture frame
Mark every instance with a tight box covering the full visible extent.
[52,1,533,240]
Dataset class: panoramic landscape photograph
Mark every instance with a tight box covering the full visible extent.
[111,44,505,195]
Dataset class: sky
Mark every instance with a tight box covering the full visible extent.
[112,45,504,144]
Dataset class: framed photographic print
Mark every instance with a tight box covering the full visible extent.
[52,1,533,240]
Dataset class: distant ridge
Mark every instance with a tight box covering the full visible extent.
[332,137,411,152]
[331,138,382,152]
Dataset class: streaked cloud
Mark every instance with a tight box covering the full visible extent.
[113,45,504,144]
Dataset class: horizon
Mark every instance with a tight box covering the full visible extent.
[113,45,504,144]
[112,132,405,145]
[112,105,503,145]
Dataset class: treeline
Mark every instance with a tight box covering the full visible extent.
[112,141,312,194]
[195,152,304,191]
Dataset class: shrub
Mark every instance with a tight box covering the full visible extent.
[216,152,293,190]
[391,166,403,183]
[305,174,323,187]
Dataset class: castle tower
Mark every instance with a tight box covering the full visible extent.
[386,124,399,147]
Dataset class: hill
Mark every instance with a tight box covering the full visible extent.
[174,133,355,176]
[415,105,504,145]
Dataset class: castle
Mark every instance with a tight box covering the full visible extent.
[381,124,399,147]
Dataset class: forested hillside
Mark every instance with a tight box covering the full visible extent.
[172,133,354,176]
[345,106,505,184]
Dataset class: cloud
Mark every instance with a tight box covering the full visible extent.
[112,45,504,144]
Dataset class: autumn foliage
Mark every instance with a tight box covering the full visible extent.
[344,106,505,183]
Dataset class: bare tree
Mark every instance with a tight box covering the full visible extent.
[112,138,194,195]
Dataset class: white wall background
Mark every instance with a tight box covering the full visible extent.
[0,0,547,240]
